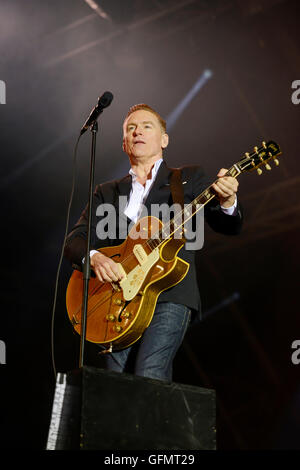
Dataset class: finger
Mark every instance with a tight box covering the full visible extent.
[216,171,238,185]
[110,262,125,281]
[94,268,104,283]
[92,255,122,282]
[217,168,228,177]
[221,177,239,190]
[97,265,116,283]
[217,175,237,186]
[102,262,119,282]
[216,177,238,193]
[90,252,105,269]
[217,180,235,194]
[102,261,122,281]
[117,265,125,280]
[93,262,114,283]
[213,181,233,197]
[94,254,122,280]
[106,259,125,281]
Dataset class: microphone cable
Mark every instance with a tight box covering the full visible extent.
[50,134,82,380]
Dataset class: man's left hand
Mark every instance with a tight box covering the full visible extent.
[212,168,239,208]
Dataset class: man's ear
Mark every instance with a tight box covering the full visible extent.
[161,133,169,149]
[122,138,126,153]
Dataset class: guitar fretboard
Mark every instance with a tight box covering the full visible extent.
[146,164,241,251]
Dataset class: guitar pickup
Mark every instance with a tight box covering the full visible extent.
[133,244,148,265]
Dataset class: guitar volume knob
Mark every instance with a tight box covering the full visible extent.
[113,325,123,333]
[121,311,132,319]
[106,314,116,322]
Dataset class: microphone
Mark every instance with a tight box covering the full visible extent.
[80,91,113,135]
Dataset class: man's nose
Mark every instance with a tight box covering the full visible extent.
[133,126,142,136]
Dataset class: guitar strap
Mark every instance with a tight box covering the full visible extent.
[170,168,186,241]
[170,168,184,208]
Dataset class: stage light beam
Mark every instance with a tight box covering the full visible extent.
[166,69,213,131]
[84,0,111,21]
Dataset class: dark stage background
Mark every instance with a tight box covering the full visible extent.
[1,0,300,450]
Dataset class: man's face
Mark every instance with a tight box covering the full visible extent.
[123,110,168,161]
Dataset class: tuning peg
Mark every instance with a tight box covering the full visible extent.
[265,163,271,170]
[254,146,258,152]
[262,141,267,148]
[245,152,250,158]
[274,158,279,166]
[257,168,263,175]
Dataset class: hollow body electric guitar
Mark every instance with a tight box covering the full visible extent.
[66,141,281,352]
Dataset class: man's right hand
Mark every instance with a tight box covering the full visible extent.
[90,251,125,283]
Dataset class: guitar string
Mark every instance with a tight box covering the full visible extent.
[71,210,194,322]
[71,162,255,322]
[75,148,274,311]
[73,149,278,323]
[72,187,218,321]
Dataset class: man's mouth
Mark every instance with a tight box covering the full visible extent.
[134,140,145,144]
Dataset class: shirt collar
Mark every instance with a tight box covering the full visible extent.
[129,158,163,182]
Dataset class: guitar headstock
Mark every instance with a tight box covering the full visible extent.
[237,141,282,175]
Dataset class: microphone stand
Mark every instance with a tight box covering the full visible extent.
[79,120,98,368]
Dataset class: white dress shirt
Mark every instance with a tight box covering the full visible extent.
[124,158,164,223]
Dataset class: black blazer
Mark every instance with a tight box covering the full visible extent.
[64,160,243,313]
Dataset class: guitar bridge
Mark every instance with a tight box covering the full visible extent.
[111,282,121,292]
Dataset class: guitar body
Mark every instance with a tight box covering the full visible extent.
[66,216,189,351]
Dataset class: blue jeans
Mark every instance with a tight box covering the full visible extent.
[103,302,191,382]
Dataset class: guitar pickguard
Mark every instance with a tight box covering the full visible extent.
[119,246,160,301]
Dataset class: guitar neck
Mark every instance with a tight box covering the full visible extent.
[192,164,241,210]
[145,139,282,251]
[147,164,241,250]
